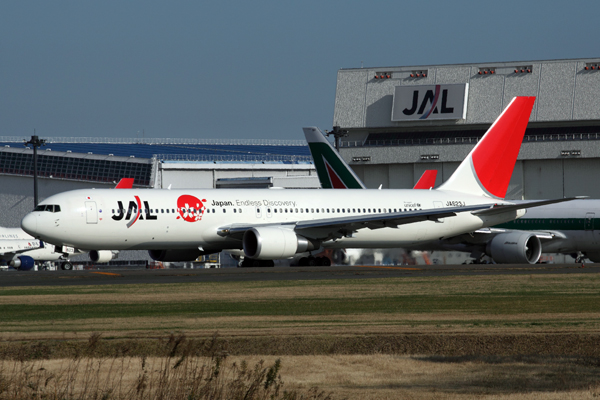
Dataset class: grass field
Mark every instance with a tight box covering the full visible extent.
[1,272,599,399]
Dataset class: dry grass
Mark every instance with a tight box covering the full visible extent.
[0,334,335,400]
[2,273,600,398]
[2,353,599,400]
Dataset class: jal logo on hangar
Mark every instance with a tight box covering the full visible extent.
[391,83,468,121]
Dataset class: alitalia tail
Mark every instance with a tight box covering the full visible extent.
[304,127,437,190]
[21,97,577,266]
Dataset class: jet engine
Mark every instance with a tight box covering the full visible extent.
[89,250,116,263]
[148,249,213,262]
[486,232,542,264]
[9,256,35,271]
[243,227,319,260]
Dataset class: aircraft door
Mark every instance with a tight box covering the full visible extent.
[585,213,595,231]
[583,212,599,249]
[433,201,444,223]
[85,201,98,224]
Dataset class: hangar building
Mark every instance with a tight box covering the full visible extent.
[334,58,600,200]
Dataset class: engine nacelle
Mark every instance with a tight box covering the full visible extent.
[9,256,35,271]
[243,227,318,260]
[148,249,214,262]
[89,250,116,263]
[486,232,542,264]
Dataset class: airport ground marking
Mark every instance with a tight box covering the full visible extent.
[89,272,123,277]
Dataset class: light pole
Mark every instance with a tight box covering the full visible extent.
[325,126,349,151]
[24,134,46,208]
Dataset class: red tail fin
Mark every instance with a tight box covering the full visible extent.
[115,178,134,189]
[439,97,535,198]
[471,97,536,198]
[414,170,437,189]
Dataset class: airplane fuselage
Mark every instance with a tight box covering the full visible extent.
[21,188,518,253]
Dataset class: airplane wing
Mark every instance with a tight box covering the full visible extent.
[472,197,586,216]
[0,240,43,256]
[471,227,557,240]
[219,203,495,241]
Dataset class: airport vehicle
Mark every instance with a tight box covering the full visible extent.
[0,227,82,270]
[304,124,597,264]
[21,97,575,266]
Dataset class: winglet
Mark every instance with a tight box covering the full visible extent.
[303,127,366,189]
[438,97,535,198]
[414,170,438,189]
[115,178,134,189]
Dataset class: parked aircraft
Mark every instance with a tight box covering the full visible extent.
[0,227,83,270]
[304,126,596,264]
[21,97,576,266]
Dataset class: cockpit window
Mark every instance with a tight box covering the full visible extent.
[34,204,61,213]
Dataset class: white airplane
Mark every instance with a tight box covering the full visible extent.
[20,97,577,266]
[0,227,83,270]
[304,120,599,264]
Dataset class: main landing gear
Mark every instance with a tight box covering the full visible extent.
[61,261,74,270]
[298,256,331,267]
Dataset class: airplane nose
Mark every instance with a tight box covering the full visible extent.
[21,213,38,236]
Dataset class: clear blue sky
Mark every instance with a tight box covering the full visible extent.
[1,0,596,141]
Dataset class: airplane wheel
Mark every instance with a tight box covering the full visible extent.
[61,262,73,271]
[321,257,331,267]
[308,257,317,267]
